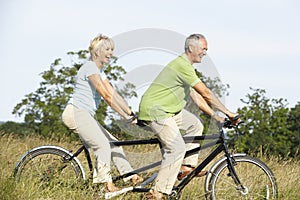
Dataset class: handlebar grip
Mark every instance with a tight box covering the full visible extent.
[222,114,243,128]
[232,114,243,121]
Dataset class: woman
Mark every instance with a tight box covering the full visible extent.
[62,34,143,192]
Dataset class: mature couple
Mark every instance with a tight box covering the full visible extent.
[62,33,239,199]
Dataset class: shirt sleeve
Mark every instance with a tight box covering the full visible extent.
[85,62,100,78]
[178,64,200,87]
[84,61,107,81]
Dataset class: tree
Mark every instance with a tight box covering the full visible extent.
[12,50,136,138]
[287,102,300,158]
[0,121,34,137]
[228,87,294,158]
[12,53,79,137]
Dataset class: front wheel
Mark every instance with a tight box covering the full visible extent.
[207,155,277,199]
[14,146,85,188]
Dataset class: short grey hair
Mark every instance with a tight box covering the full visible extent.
[184,34,206,52]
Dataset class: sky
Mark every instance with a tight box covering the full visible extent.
[0,0,299,122]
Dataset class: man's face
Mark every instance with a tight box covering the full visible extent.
[190,38,208,63]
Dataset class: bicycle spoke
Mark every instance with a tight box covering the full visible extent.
[15,147,84,190]
[207,156,277,199]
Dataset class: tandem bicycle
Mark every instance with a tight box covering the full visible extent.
[14,115,278,199]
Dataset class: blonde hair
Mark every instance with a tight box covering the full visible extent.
[89,34,114,61]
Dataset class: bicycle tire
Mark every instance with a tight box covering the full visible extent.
[207,155,277,199]
[14,146,85,188]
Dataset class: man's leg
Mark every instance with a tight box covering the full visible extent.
[149,117,186,194]
[174,109,203,167]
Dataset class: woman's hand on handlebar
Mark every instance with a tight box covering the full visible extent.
[131,118,138,124]
[128,112,138,124]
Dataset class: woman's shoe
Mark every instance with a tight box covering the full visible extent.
[123,174,144,184]
[104,182,120,192]
[131,174,144,184]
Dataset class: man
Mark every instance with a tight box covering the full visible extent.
[138,34,239,199]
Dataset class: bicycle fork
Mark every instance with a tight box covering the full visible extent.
[226,155,249,195]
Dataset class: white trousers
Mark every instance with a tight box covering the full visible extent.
[62,104,134,183]
[149,109,203,194]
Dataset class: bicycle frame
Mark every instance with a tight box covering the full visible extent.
[67,125,243,196]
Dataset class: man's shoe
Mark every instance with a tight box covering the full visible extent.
[177,168,207,180]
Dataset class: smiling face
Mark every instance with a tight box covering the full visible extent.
[186,38,208,64]
[89,34,115,68]
[98,43,114,66]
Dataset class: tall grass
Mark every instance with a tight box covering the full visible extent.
[1,133,299,199]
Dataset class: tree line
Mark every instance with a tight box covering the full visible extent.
[0,50,299,159]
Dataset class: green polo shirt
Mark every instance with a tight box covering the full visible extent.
[138,53,201,121]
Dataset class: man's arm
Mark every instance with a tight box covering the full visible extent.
[190,89,224,122]
[192,81,238,120]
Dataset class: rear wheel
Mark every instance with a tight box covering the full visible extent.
[207,155,277,199]
[14,146,84,188]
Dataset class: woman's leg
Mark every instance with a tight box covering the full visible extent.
[100,127,135,176]
[62,104,112,183]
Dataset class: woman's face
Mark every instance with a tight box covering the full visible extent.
[98,43,114,66]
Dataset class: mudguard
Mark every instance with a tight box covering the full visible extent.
[14,145,86,180]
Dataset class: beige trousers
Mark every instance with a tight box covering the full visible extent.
[62,104,134,183]
[149,109,203,194]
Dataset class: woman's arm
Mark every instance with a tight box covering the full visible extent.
[88,74,133,120]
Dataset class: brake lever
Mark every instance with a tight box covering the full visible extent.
[237,120,244,126]
[234,121,245,136]
[220,118,232,129]
[232,114,243,121]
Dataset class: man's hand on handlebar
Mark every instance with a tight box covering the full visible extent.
[212,112,241,124]
[226,112,241,125]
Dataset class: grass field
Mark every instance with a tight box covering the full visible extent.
[0,133,299,199]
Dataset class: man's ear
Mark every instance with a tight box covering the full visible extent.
[188,45,193,53]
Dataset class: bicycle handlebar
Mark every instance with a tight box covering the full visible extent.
[221,114,244,129]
